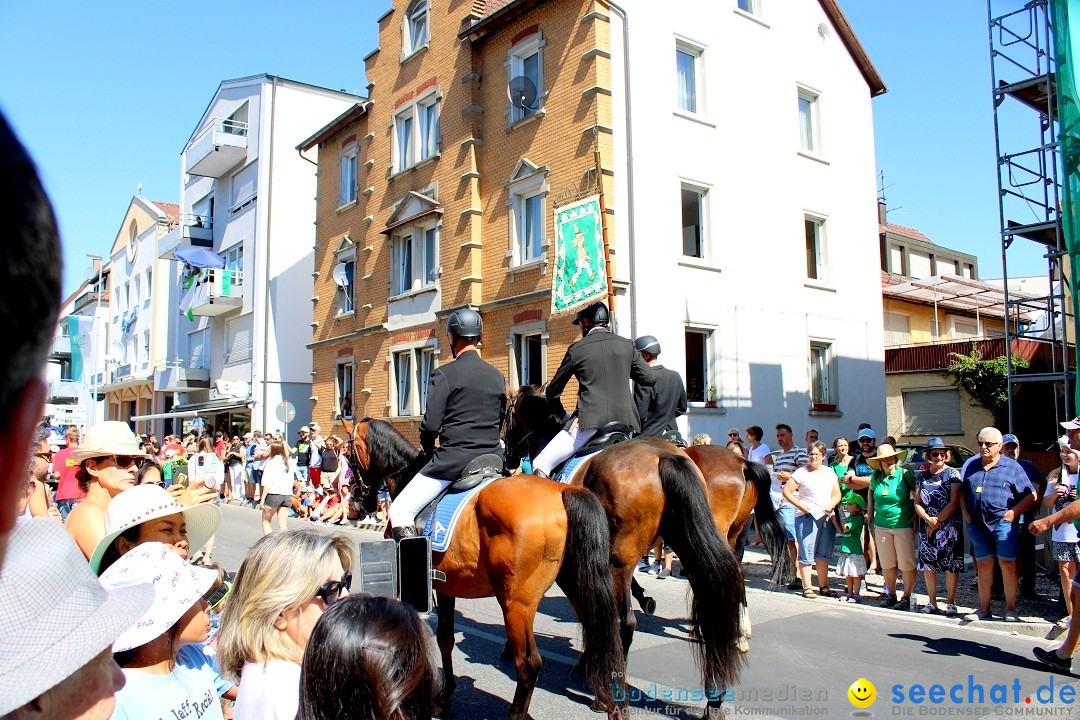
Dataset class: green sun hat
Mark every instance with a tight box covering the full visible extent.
[841,492,866,510]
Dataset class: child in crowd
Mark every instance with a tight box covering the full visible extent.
[833,492,867,603]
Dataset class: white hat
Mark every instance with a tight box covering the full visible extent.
[88,485,222,573]
[1062,416,1080,431]
[71,421,149,463]
[99,542,217,652]
[0,520,153,715]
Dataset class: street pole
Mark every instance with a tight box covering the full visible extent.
[88,254,102,424]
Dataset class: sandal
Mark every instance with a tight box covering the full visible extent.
[802,588,818,599]
[818,587,838,597]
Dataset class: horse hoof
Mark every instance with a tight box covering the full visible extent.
[589,698,607,714]
[643,597,657,615]
[736,637,750,654]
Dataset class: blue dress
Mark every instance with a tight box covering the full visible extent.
[916,467,964,573]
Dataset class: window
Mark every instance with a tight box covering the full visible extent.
[804,215,827,280]
[188,328,209,369]
[404,0,429,56]
[737,0,758,13]
[391,346,437,416]
[337,259,355,314]
[681,184,708,258]
[224,103,248,136]
[798,87,820,153]
[391,225,439,295]
[337,362,354,419]
[684,329,712,403]
[133,275,141,306]
[951,317,979,339]
[809,341,835,407]
[231,163,257,209]
[513,191,543,264]
[145,268,152,300]
[902,388,961,435]
[222,244,244,282]
[508,34,545,124]
[675,41,703,114]
[339,145,358,206]
[883,312,910,347]
[393,95,439,172]
[224,313,253,363]
[142,330,151,365]
[514,333,544,386]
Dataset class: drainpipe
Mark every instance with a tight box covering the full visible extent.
[605,0,639,338]
[261,77,279,430]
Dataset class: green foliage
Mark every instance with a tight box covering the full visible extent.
[947,345,1029,426]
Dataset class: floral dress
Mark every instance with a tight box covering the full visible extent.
[915,467,964,573]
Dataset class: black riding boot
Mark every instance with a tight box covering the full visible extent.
[392,525,416,542]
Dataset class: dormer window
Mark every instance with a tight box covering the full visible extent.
[404,0,429,57]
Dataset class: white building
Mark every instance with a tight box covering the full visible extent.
[159,75,360,435]
[607,0,888,441]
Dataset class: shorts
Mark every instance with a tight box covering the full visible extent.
[794,514,820,566]
[777,504,796,542]
[263,493,292,510]
[967,520,1019,561]
[1054,541,1080,564]
[815,516,837,561]
[873,526,916,572]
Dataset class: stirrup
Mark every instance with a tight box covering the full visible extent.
[391,525,416,542]
[534,468,550,479]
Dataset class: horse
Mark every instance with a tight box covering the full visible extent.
[340,417,626,720]
[503,387,750,711]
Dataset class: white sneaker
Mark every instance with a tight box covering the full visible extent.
[860,580,868,595]
[648,563,662,575]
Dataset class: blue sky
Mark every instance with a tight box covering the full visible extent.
[0,1,1048,299]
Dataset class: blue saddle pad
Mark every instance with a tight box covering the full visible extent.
[553,447,604,484]
[423,477,496,552]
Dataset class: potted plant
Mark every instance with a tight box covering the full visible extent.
[705,385,717,408]
[812,402,837,412]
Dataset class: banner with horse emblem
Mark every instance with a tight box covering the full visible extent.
[551,195,606,316]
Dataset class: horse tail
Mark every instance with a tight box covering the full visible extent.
[557,486,627,714]
[657,453,745,693]
[745,459,790,584]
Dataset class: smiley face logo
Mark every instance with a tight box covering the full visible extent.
[848,678,876,708]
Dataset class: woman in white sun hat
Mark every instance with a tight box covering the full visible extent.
[88,483,221,574]
[0,519,153,719]
[100,542,222,720]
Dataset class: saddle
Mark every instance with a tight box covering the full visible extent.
[413,453,505,534]
[550,421,634,481]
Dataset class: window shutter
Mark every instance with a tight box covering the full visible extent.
[231,163,257,208]
[188,329,208,369]
[225,314,254,363]
[902,389,961,435]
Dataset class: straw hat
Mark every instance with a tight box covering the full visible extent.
[866,444,908,470]
[0,520,153,715]
[71,421,149,463]
[99,542,217,652]
[88,484,221,573]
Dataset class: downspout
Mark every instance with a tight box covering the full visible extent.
[261,77,279,430]
[605,0,638,338]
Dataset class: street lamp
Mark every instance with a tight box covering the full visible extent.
[87,254,102,424]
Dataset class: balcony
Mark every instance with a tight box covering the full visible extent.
[113,364,133,383]
[180,214,213,247]
[885,337,1075,373]
[48,334,71,360]
[185,118,248,178]
[154,358,210,392]
[72,290,101,314]
[47,379,82,404]
[187,268,243,317]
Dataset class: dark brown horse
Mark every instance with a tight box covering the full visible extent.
[340,417,626,720]
[504,387,749,711]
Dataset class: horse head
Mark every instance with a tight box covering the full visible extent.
[339,416,425,503]
[503,384,563,468]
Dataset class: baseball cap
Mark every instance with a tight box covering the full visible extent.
[1062,417,1080,431]
[1002,433,1019,447]
[857,428,875,440]
[300,426,310,433]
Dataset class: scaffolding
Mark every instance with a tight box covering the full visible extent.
[988,0,1074,431]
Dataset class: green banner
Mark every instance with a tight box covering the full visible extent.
[551,195,606,316]
[1054,0,1080,413]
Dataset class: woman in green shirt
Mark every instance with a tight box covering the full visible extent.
[866,444,918,609]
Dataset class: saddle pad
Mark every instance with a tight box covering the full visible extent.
[423,476,496,552]
[554,447,603,484]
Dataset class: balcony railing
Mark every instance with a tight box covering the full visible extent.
[72,290,101,314]
[187,268,243,317]
[154,357,210,392]
[48,334,71,360]
[185,118,249,178]
[885,337,1074,373]
[47,379,81,404]
[181,214,213,247]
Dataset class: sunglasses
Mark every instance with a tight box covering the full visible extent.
[728,432,739,437]
[928,451,948,459]
[314,572,352,606]
[977,441,1000,447]
[205,581,233,611]
[34,451,53,461]
[103,455,141,469]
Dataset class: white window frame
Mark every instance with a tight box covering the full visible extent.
[402,0,429,58]
[804,213,828,282]
[506,168,549,269]
[684,326,716,406]
[902,387,962,436]
[221,243,244,285]
[337,257,356,315]
[680,181,710,260]
[390,221,439,297]
[507,320,549,388]
[224,313,253,364]
[389,340,439,417]
[797,84,821,156]
[736,0,759,15]
[188,328,209,369]
[506,33,546,124]
[392,92,440,174]
[230,162,258,211]
[336,360,354,420]
[675,37,705,116]
[338,143,358,208]
[809,340,836,408]
[884,310,911,347]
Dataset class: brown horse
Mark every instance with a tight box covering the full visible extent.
[504,387,748,711]
[340,417,626,720]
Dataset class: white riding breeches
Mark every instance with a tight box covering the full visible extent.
[532,424,597,477]
[388,472,452,528]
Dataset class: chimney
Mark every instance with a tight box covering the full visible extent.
[877,200,887,225]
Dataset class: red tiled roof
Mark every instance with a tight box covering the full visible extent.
[479,0,515,15]
[151,201,180,227]
[880,222,931,244]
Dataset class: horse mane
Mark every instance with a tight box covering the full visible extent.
[362,417,422,478]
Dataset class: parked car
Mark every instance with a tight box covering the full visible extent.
[897,443,976,475]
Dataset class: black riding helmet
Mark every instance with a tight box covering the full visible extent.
[572,301,609,326]
[634,335,661,356]
[446,307,483,338]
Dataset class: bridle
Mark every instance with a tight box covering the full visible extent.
[340,418,420,500]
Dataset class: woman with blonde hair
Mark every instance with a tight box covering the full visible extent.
[217,528,354,720]
[260,442,294,535]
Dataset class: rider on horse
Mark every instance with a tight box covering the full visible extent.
[387,307,507,540]
[531,301,654,479]
[632,335,688,444]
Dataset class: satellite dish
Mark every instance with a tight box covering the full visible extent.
[508,76,538,112]
[332,263,350,288]
[111,342,125,360]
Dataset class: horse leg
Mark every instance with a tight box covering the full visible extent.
[618,568,638,657]
[435,591,457,716]
[502,599,543,720]
[736,603,751,654]
[631,576,657,615]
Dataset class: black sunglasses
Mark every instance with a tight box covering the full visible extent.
[314,572,352,606]
[205,581,233,611]
[34,451,53,461]
[106,455,141,469]
[977,441,1000,447]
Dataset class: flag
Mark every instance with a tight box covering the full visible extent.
[551,195,606,316]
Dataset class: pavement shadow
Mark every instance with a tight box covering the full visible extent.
[891,632,1036,668]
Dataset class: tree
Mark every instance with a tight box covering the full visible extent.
[947,345,1029,428]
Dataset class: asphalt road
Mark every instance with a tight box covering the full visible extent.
[214,505,1080,719]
